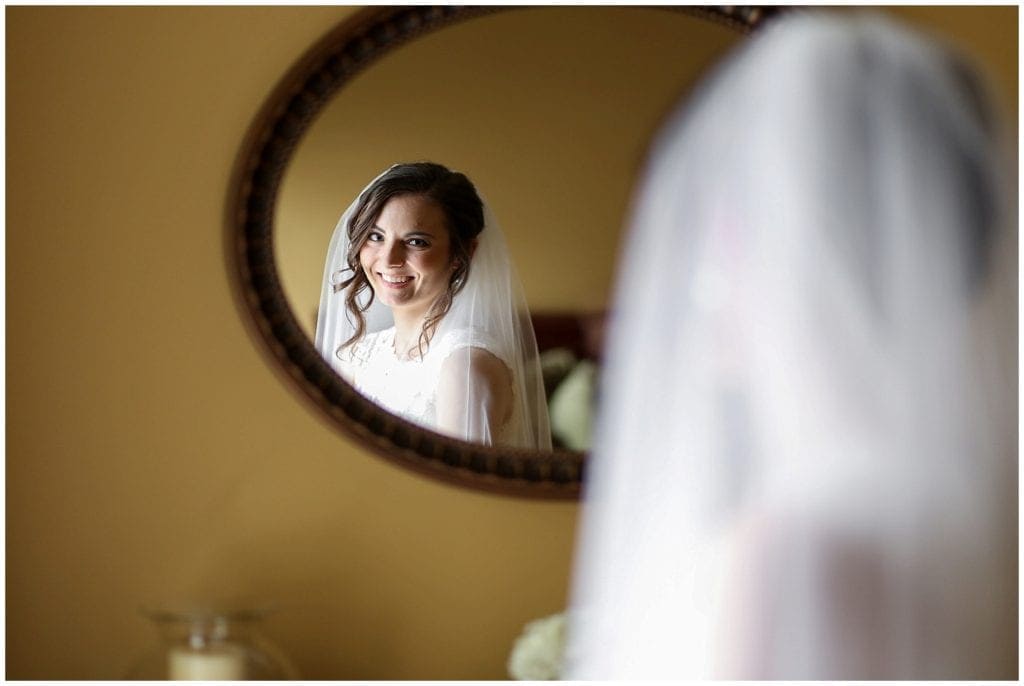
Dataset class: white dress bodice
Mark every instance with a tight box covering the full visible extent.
[331,326,523,446]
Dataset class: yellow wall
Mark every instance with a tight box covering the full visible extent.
[6,6,1016,679]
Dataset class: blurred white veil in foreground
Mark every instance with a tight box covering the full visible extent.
[566,12,1016,680]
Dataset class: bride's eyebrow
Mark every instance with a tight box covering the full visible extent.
[370,224,436,238]
[402,229,437,239]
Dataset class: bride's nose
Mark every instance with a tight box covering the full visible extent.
[384,240,405,267]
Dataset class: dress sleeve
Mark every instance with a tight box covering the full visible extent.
[431,328,514,445]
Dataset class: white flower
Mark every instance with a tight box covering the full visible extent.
[507,612,567,680]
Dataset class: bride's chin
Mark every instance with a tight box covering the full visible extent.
[379,290,412,308]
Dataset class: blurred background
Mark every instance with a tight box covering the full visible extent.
[6,5,1017,679]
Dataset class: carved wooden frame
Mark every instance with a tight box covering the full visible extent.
[227,6,775,499]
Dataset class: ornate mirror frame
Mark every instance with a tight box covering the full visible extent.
[228,5,776,499]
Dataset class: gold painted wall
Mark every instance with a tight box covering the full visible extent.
[6,5,1016,680]
[7,6,578,679]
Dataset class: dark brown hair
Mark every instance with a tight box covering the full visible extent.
[334,162,485,356]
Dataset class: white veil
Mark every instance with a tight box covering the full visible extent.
[315,165,552,450]
[567,13,1016,680]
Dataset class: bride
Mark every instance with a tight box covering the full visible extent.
[566,11,1015,680]
[315,162,551,450]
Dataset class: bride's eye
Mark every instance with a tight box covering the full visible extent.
[366,230,384,242]
[407,237,430,248]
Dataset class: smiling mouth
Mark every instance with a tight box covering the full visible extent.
[380,273,413,286]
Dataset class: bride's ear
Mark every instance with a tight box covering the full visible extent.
[452,239,479,271]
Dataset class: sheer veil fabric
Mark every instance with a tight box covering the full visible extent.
[315,167,552,450]
[567,13,1016,680]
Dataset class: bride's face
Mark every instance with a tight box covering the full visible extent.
[360,193,454,320]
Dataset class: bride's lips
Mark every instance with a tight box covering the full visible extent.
[379,273,413,289]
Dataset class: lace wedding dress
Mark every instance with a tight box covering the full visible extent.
[333,325,525,447]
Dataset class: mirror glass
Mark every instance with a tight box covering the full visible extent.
[274,7,743,449]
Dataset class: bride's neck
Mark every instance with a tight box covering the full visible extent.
[392,311,427,356]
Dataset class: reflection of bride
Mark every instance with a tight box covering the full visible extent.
[316,162,552,449]
[567,12,1015,680]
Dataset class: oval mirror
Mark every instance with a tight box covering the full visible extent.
[230,6,774,498]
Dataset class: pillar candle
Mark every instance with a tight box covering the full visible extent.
[168,645,246,680]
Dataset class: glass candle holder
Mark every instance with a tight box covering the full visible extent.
[128,605,298,680]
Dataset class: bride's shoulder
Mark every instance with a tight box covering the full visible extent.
[432,326,498,357]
